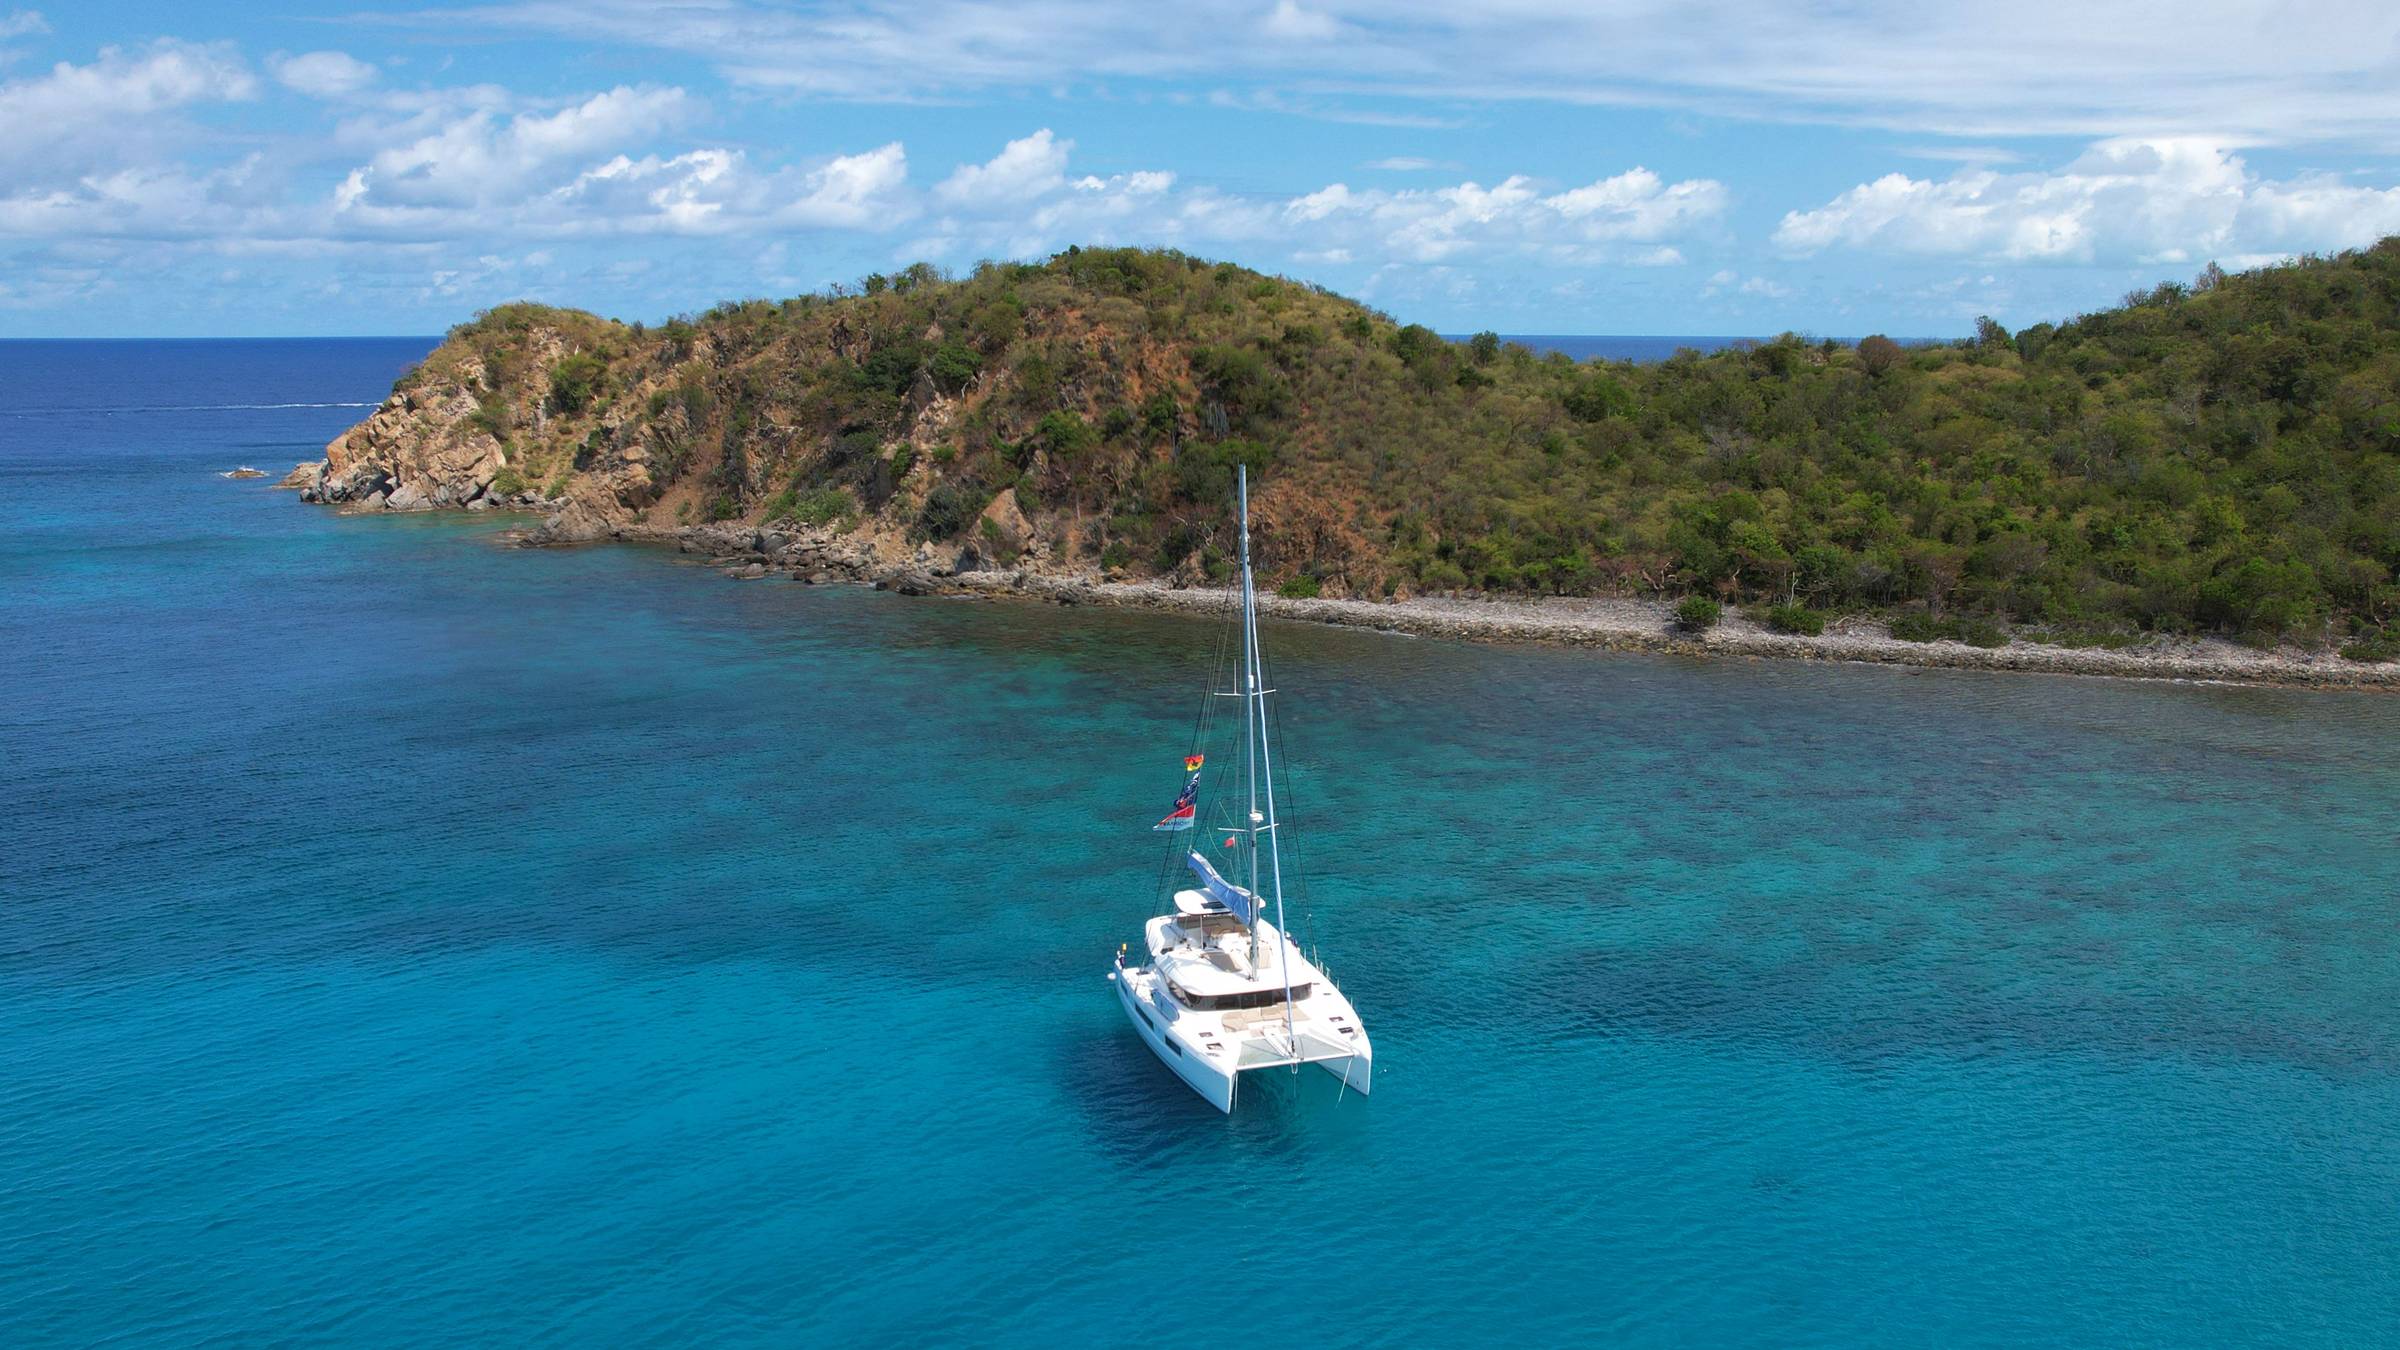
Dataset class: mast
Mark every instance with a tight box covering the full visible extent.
[1236,467,1298,1053]
[1239,467,1261,969]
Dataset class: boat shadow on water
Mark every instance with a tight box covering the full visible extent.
[1054,1021,1374,1160]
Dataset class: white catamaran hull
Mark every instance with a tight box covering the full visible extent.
[1112,952,1372,1112]
[1113,968,1236,1112]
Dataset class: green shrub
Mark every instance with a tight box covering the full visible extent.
[919,480,991,538]
[548,352,607,413]
[928,341,983,393]
[1033,410,1097,458]
[2341,633,2397,662]
[1277,575,1322,599]
[468,393,512,440]
[1890,612,2009,647]
[1957,617,2010,648]
[766,486,855,527]
[487,466,528,497]
[1764,603,1826,636]
[1888,611,1946,642]
[1673,595,1721,631]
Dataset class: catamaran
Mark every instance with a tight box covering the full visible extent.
[1109,466,1372,1111]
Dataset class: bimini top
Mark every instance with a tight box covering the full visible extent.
[1183,851,1258,925]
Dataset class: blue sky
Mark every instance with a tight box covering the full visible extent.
[5,1,2400,337]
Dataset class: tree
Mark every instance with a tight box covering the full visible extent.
[1857,334,1905,377]
[1467,330,1501,365]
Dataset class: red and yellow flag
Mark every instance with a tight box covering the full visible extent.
[1184,754,1206,773]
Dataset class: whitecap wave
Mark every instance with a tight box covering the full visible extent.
[0,401,377,416]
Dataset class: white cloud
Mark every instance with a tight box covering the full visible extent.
[337,85,696,214]
[437,0,2400,146]
[935,128,1069,207]
[1899,145,2027,165]
[1261,1,1341,42]
[0,9,46,40]
[1278,167,1727,264]
[0,39,254,179]
[899,131,1730,270]
[1775,137,2400,265]
[787,141,911,227]
[272,50,377,99]
[1701,269,1789,299]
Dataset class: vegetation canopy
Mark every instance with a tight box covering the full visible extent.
[406,241,2400,650]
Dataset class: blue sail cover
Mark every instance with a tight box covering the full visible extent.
[1185,851,1259,926]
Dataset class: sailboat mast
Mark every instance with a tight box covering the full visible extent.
[1239,467,1261,970]
[1236,467,1298,1049]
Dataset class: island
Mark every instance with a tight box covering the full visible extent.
[284,243,2400,687]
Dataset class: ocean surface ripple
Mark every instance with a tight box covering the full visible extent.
[3,339,2397,1347]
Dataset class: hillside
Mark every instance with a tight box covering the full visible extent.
[292,242,2400,656]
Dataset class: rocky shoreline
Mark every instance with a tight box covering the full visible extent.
[376,504,2396,692]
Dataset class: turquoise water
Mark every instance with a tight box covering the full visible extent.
[5,340,2399,1346]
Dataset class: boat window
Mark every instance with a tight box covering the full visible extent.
[1173,983,1314,1012]
[1165,1038,1183,1056]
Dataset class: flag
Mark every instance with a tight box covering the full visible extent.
[1152,771,1200,831]
[1184,753,1206,773]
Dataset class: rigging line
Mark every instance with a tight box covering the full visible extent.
[1154,557,1243,902]
[1256,622,1317,954]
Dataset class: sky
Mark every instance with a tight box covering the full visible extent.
[5,2,2400,338]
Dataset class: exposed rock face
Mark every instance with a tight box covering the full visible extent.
[524,490,635,545]
[304,383,506,509]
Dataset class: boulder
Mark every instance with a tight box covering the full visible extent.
[977,488,1033,555]
[526,491,628,544]
[385,482,431,511]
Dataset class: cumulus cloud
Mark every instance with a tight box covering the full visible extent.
[1775,137,2400,265]
[335,85,697,215]
[908,134,1727,268]
[782,141,911,227]
[935,128,1069,207]
[1278,167,1727,264]
[0,39,254,179]
[0,39,260,236]
[272,50,378,99]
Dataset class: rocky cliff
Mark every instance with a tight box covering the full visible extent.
[287,241,2400,657]
[284,251,1375,594]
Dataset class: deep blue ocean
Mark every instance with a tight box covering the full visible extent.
[1465,334,1758,361]
[4,338,2398,1346]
